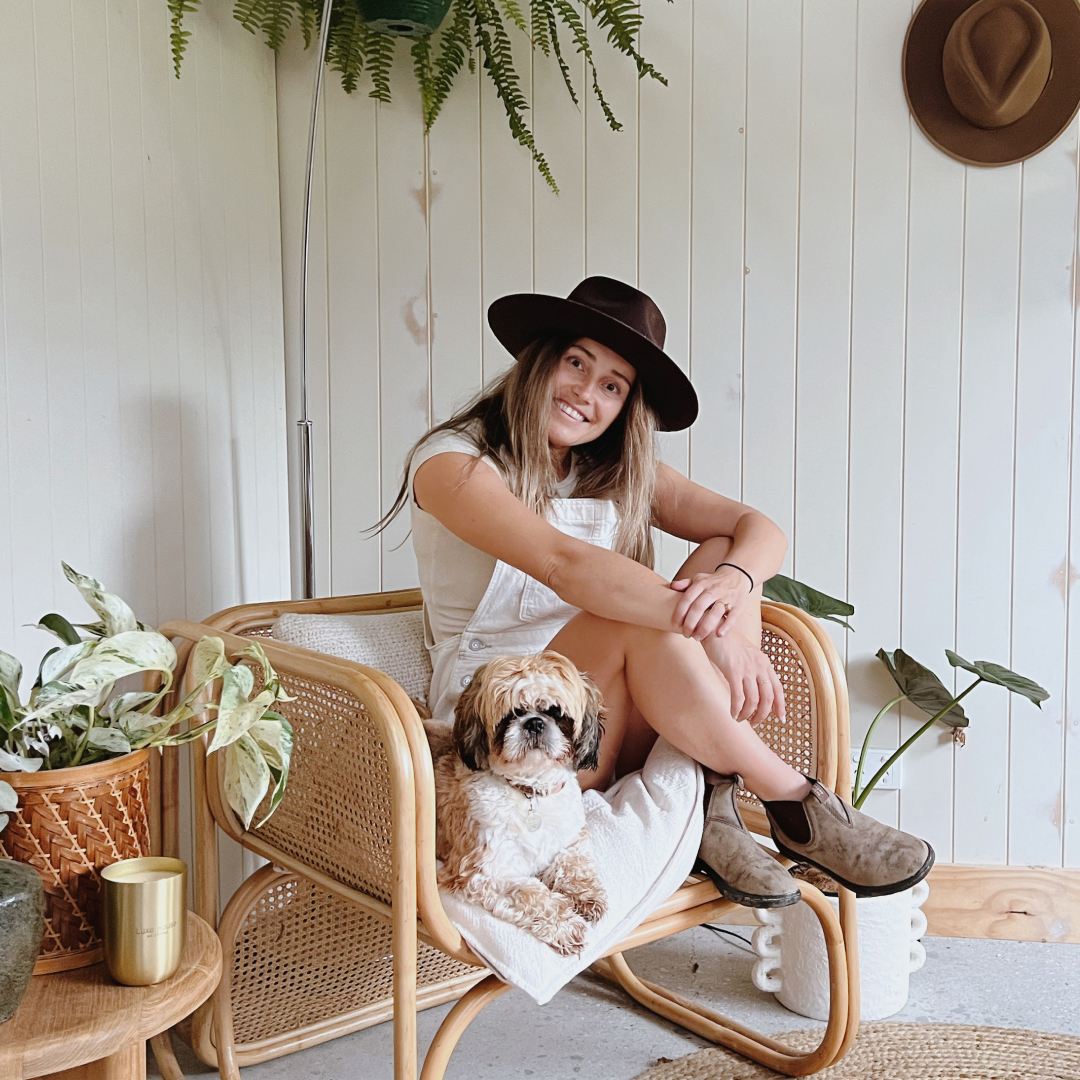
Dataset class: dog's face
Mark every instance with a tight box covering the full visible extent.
[452,651,604,778]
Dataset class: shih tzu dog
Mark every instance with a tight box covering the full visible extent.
[429,651,608,956]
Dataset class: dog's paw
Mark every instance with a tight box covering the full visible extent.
[543,914,588,956]
[569,885,608,924]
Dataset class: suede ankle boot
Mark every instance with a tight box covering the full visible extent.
[763,777,935,898]
[697,774,800,909]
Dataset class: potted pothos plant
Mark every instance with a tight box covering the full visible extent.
[750,624,1049,1023]
[165,0,669,193]
[0,564,293,973]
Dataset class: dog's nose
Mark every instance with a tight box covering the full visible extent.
[523,716,545,736]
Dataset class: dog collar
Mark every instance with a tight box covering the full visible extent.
[504,778,568,800]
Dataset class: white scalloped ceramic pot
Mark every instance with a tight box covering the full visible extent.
[751,881,929,1021]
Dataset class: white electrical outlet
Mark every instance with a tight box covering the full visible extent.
[850,748,903,790]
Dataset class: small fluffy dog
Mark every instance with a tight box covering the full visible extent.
[429,651,608,956]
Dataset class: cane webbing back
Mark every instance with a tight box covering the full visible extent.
[227,870,477,1049]
[737,625,818,817]
[248,670,395,907]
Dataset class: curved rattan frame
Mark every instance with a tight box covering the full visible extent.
[159,591,860,1079]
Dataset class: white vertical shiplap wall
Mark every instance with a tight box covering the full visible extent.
[0,0,290,897]
[277,0,1080,869]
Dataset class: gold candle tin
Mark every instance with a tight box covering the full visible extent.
[101,856,186,986]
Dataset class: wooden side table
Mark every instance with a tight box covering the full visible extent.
[0,912,221,1080]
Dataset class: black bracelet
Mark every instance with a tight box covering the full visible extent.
[714,562,754,593]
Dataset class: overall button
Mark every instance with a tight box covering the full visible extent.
[460,674,472,687]
[468,639,485,651]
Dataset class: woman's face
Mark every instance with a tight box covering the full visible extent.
[547,337,637,451]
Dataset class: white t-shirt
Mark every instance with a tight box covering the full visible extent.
[408,427,577,649]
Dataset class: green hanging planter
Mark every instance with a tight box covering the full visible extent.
[355,0,452,37]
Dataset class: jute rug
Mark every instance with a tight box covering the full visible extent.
[633,1023,1080,1079]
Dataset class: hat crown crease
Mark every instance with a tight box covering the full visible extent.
[943,0,1051,128]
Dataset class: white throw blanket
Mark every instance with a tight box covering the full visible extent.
[271,612,705,1005]
[439,738,704,1004]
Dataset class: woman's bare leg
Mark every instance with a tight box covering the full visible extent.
[547,613,809,799]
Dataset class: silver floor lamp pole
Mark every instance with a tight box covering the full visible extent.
[296,0,336,600]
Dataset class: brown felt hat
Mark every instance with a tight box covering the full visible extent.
[487,276,698,432]
[903,0,1080,166]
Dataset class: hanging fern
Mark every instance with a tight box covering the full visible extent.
[165,0,668,192]
[167,0,201,78]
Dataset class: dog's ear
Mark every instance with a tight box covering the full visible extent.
[452,676,489,771]
[573,672,606,772]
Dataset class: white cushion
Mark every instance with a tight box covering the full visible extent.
[271,611,433,707]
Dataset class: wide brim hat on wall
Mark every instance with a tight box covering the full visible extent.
[903,0,1080,166]
[487,276,699,432]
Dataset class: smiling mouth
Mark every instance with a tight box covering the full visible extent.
[556,399,588,423]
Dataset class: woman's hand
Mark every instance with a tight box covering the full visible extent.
[707,634,787,725]
[669,567,751,641]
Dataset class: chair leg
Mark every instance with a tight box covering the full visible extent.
[594,884,852,1078]
[419,974,511,1080]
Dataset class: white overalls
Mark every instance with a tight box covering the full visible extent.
[427,497,620,723]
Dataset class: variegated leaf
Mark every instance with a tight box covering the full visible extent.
[0,650,22,707]
[68,630,176,688]
[22,682,109,722]
[39,641,95,687]
[62,562,139,635]
[0,779,17,811]
[219,664,255,714]
[0,748,42,772]
[252,716,292,827]
[191,636,229,690]
[208,689,276,755]
[100,690,162,721]
[87,727,132,755]
[248,715,293,772]
[223,733,271,830]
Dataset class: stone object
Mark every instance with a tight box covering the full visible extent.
[0,860,45,1023]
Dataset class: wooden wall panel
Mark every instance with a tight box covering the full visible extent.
[793,0,856,661]
[1008,129,1078,866]
[899,134,964,861]
[845,0,912,829]
[640,0,692,582]
[742,0,801,551]
[688,0,746,504]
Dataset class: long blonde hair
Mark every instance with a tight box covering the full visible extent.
[370,337,659,568]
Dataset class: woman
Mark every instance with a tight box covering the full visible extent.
[373,276,933,909]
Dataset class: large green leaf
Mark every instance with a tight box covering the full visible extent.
[876,648,968,728]
[36,613,82,646]
[945,651,1049,707]
[763,573,854,630]
[61,563,139,636]
[224,732,271,830]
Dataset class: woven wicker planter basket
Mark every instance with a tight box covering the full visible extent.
[0,748,152,974]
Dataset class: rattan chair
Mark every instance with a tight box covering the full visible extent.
[159,590,861,1079]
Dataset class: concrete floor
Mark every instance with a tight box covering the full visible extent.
[156,927,1080,1080]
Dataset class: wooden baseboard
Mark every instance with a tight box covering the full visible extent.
[921,865,1080,944]
[718,865,1080,944]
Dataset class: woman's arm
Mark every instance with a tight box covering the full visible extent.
[651,462,787,587]
[413,453,686,632]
